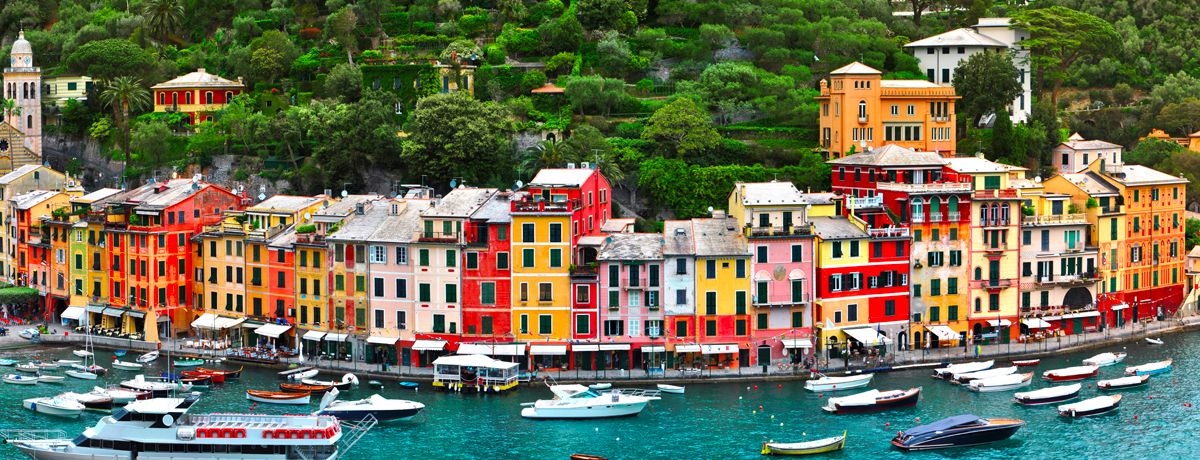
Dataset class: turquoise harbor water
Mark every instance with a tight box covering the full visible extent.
[0,333,1197,459]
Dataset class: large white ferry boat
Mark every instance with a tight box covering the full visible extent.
[5,394,375,459]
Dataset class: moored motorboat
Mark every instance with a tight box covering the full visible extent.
[180,376,213,388]
[0,358,17,366]
[37,362,60,370]
[23,396,85,418]
[113,350,127,357]
[804,373,873,392]
[72,349,93,358]
[65,369,98,380]
[890,415,1025,451]
[282,382,335,394]
[761,431,846,455]
[197,366,243,379]
[1058,395,1121,417]
[59,391,115,411]
[932,360,994,379]
[1013,383,1082,406]
[1125,359,1172,376]
[136,351,159,363]
[37,375,66,384]
[121,375,192,397]
[55,359,80,365]
[302,373,359,390]
[173,358,205,367]
[1011,359,1040,367]
[1082,352,1127,367]
[110,360,143,371]
[657,384,685,394]
[588,383,612,390]
[69,363,107,375]
[821,388,920,414]
[520,384,660,419]
[288,369,319,381]
[246,389,312,405]
[15,363,38,373]
[4,373,37,385]
[399,381,419,389]
[952,366,1017,384]
[316,388,425,421]
[1144,337,1164,345]
[1097,374,1149,390]
[92,386,150,404]
[968,373,1032,392]
[1042,365,1099,381]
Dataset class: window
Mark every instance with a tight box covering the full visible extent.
[846,304,858,322]
[370,246,386,264]
[608,290,620,308]
[418,283,431,302]
[519,315,529,334]
[522,248,534,268]
[791,245,803,262]
[465,252,478,269]
[575,315,589,335]
[496,252,508,270]
[521,223,535,242]
[832,242,843,258]
[445,284,457,303]
[604,319,624,336]
[676,258,687,275]
[445,249,457,267]
[705,260,716,279]
[705,291,717,315]
[705,320,717,336]
[373,278,384,297]
[756,246,768,263]
[735,259,746,278]
[675,289,686,305]
[575,285,588,304]
[549,248,562,268]
[418,249,430,267]
[538,282,552,302]
[395,279,407,298]
[549,223,562,243]
[791,280,804,303]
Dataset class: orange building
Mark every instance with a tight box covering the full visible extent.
[151,69,245,125]
[818,62,959,159]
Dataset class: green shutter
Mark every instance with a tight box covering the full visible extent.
[756,281,768,304]
[446,249,456,267]
[736,291,746,315]
[550,249,561,268]
[419,249,429,266]
[482,283,495,304]
[791,280,803,302]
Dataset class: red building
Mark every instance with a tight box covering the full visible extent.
[525,167,613,248]
[460,191,515,341]
[151,69,245,125]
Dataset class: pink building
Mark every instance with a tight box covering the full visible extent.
[596,233,665,371]
[362,198,430,365]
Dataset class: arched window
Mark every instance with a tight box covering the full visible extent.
[979,204,989,226]
[948,196,959,220]
[205,91,213,104]
[911,198,924,222]
[929,197,941,221]
[26,115,31,129]
[226,91,233,101]
[1001,203,1010,225]
[171,93,177,105]
[974,267,982,280]
[21,82,27,99]
[858,100,867,119]
[30,83,35,99]
[185,92,192,104]
[992,203,1001,226]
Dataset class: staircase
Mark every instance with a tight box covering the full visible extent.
[336,413,378,458]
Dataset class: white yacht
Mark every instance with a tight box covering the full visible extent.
[520,384,660,419]
[119,375,193,397]
[7,394,369,459]
[316,388,425,422]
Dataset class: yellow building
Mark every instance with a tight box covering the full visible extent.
[1043,168,1126,307]
[510,197,573,341]
[193,213,248,328]
[299,195,383,341]
[0,165,69,282]
[810,216,875,350]
[67,189,122,308]
[690,217,752,363]
[244,195,324,322]
[42,74,93,106]
[817,62,959,159]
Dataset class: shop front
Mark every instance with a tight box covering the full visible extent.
[60,306,86,328]
[412,339,448,367]
[529,344,568,370]
[366,335,399,367]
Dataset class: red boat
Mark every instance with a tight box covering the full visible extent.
[181,370,224,384]
[197,366,243,380]
[1011,359,1040,367]
[1042,365,1099,381]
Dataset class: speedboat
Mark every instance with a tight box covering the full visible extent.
[121,375,192,397]
[1082,352,1127,367]
[657,384,685,394]
[37,362,60,370]
[1125,359,1172,376]
[1014,383,1082,406]
[136,351,159,363]
[804,373,873,392]
[4,373,37,385]
[111,360,143,371]
[1145,337,1164,345]
[38,375,66,384]
[92,386,150,404]
[7,394,347,459]
[316,388,425,421]
[69,363,108,375]
[520,384,660,419]
[303,373,359,390]
[72,349,93,358]
[890,415,1025,451]
[18,328,39,339]
[1042,365,1099,381]
[1097,374,1149,390]
[173,358,205,367]
[968,373,1032,392]
[246,390,311,405]
[23,396,85,418]
[821,388,920,414]
[55,359,81,365]
[588,383,612,390]
[761,431,846,455]
[1011,359,1040,367]
[0,358,17,366]
[952,366,1016,384]
[288,369,319,381]
[1058,395,1121,418]
[58,391,115,411]
[15,363,39,373]
[932,360,993,379]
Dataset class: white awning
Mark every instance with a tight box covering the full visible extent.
[125,310,146,319]
[254,323,292,338]
[458,343,527,356]
[191,313,218,330]
[324,333,349,343]
[61,306,85,320]
[701,344,739,355]
[675,344,702,353]
[1111,303,1130,311]
[103,308,125,318]
[572,344,600,352]
[1062,311,1100,320]
[1022,318,1052,329]
[302,330,326,341]
[530,344,567,356]
[843,327,892,346]
[367,335,399,345]
[986,319,1013,327]
[412,339,446,351]
[641,345,666,353]
[86,305,106,313]
[1043,315,1062,321]
[599,344,630,351]
[782,338,813,349]
[926,325,959,341]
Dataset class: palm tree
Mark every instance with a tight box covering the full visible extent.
[0,98,20,125]
[99,77,151,174]
[518,140,563,180]
[142,0,185,45]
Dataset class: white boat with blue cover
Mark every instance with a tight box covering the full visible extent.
[1125,359,1172,376]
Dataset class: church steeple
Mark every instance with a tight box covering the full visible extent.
[8,29,33,69]
[4,28,42,159]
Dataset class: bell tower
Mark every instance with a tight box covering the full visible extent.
[3,29,41,158]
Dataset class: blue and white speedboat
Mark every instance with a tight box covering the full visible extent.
[1124,359,1172,376]
[316,388,424,422]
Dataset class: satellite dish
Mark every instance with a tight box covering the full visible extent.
[707,206,714,213]
[341,190,348,198]
[303,212,311,220]
[515,180,524,189]
[450,179,458,189]
[257,193,266,201]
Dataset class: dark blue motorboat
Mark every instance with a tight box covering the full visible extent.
[891,414,1025,451]
[315,388,424,422]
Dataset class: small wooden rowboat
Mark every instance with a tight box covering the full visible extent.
[280,383,334,394]
[182,370,225,384]
[246,390,311,405]
[657,384,685,394]
[198,367,243,379]
[761,431,847,455]
[1011,359,1040,367]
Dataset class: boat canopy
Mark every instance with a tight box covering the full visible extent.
[1022,318,1052,329]
[432,354,519,369]
[843,327,892,346]
[782,338,812,349]
[254,323,292,338]
[925,325,959,341]
[61,306,86,320]
[412,339,446,351]
[903,415,981,437]
[458,343,527,356]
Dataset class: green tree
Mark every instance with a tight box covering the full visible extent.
[679,62,760,125]
[538,12,584,54]
[952,50,1023,125]
[130,120,173,167]
[1014,7,1118,110]
[141,0,184,45]
[249,30,299,84]
[326,6,359,63]
[576,0,628,31]
[641,98,722,158]
[400,92,514,186]
[563,75,631,116]
[1156,99,1200,136]
[991,109,1013,162]
[906,0,937,27]
[596,31,632,76]
[324,62,363,102]
[99,76,152,174]
[698,23,733,56]
[66,39,156,81]
[1126,138,1184,168]
[1187,218,1200,250]
[559,125,625,184]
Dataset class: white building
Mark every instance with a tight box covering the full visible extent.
[904,18,1032,123]
[1051,133,1123,174]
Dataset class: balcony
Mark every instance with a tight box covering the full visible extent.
[754,292,812,307]
[858,115,868,123]
[928,212,943,222]
[1036,272,1100,286]
[868,227,910,238]
[948,211,961,222]
[974,189,1019,199]
[414,230,459,243]
[876,182,973,194]
[247,224,288,241]
[976,279,1013,290]
[911,214,926,224]
[846,195,883,210]
[512,198,579,213]
[744,223,814,238]
[294,233,325,245]
[1024,213,1087,226]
